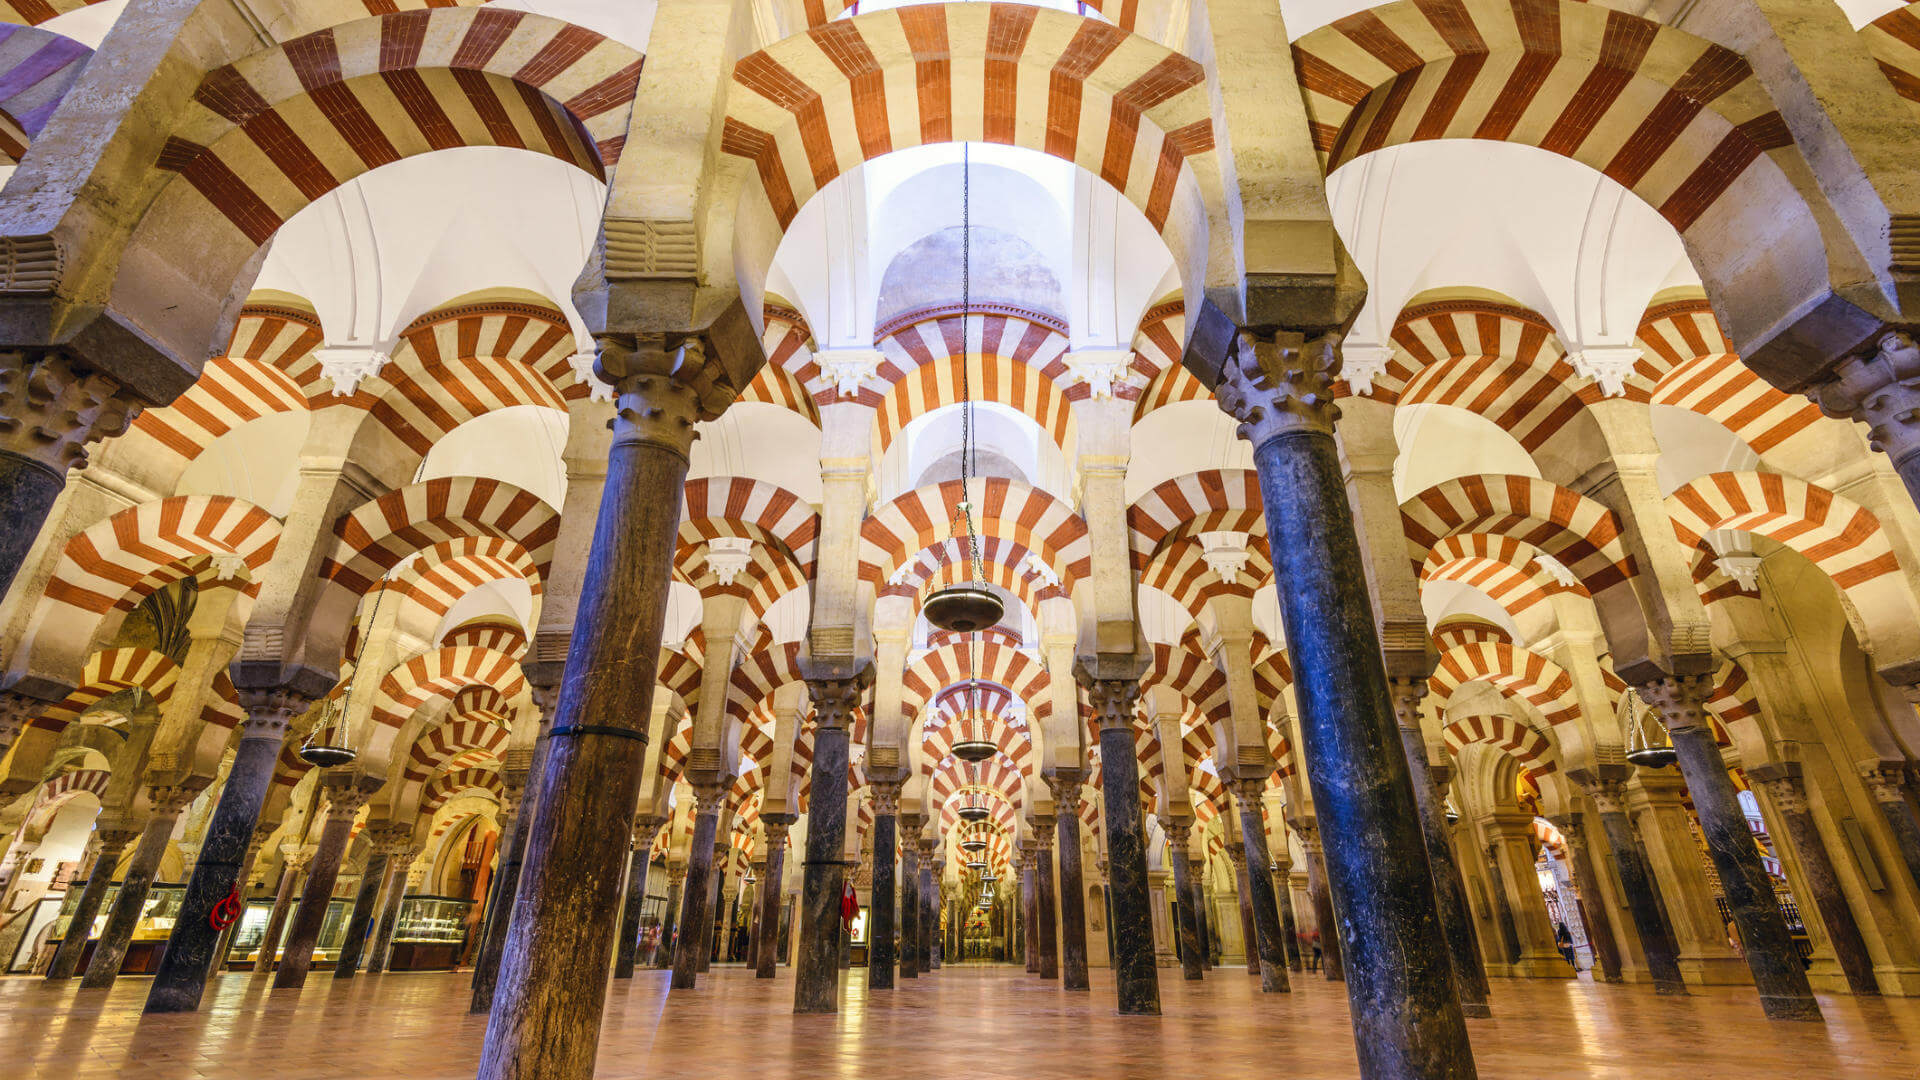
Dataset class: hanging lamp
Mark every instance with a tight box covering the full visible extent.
[950,695,997,763]
[300,586,383,768]
[959,836,988,854]
[956,789,991,823]
[1623,689,1678,769]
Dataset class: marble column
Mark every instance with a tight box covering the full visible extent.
[1034,821,1060,979]
[213,831,272,969]
[1301,826,1344,982]
[1582,775,1688,993]
[1480,838,1525,968]
[1020,843,1039,974]
[654,867,685,970]
[793,667,870,1014]
[366,851,416,974]
[867,780,902,991]
[45,827,137,980]
[1749,768,1876,995]
[671,785,725,990]
[82,786,196,990]
[1643,676,1820,1021]
[1049,773,1091,990]
[1860,763,1920,896]
[1390,682,1490,1015]
[331,847,392,980]
[1216,329,1471,1075]
[756,814,792,977]
[1275,864,1304,971]
[1164,819,1205,981]
[146,696,304,1010]
[1229,847,1259,978]
[1232,780,1289,992]
[251,847,307,981]
[1548,813,1624,984]
[468,765,533,1013]
[1079,668,1160,1015]
[615,816,664,979]
[700,838,728,971]
[899,815,921,979]
[1197,883,1214,970]
[477,356,721,1080]
[274,780,372,989]
[920,844,940,972]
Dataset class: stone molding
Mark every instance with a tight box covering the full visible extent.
[0,349,138,474]
[1213,330,1342,444]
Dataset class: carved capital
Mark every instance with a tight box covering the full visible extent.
[1580,777,1630,816]
[144,783,201,817]
[1045,771,1084,813]
[321,771,379,817]
[368,822,414,856]
[1860,763,1912,805]
[1546,814,1583,853]
[1810,331,1920,465]
[804,664,873,730]
[605,363,704,459]
[0,349,138,474]
[1231,776,1267,808]
[1753,774,1807,815]
[867,779,903,817]
[94,827,141,852]
[1030,816,1056,853]
[1387,676,1429,730]
[1213,330,1342,444]
[1161,817,1192,849]
[691,783,728,816]
[1637,674,1716,735]
[238,690,312,739]
[1083,678,1141,732]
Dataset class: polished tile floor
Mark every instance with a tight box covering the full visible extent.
[6,964,1920,1079]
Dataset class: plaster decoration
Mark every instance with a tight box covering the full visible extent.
[1340,342,1394,396]
[1198,531,1251,585]
[812,349,882,398]
[315,346,391,397]
[1019,552,1060,589]
[1532,553,1580,589]
[706,537,755,586]
[1701,529,1763,591]
[568,352,616,402]
[1064,348,1134,400]
[1566,345,1644,398]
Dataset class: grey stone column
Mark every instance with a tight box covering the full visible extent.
[273,779,373,989]
[146,695,305,1010]
[757,815,792,977]
[1213,328,1471,1076]
[699,836,727,972]
[671,785,725,990]
[1860,763,1920,896]
[1020,841,1040,973]
[1232,781,1288,992]
[1750,768,1877,995]
[212,829,272,970]
[1196,882,1214,970]
[366,851,415,974]
[1480,837,1525,967]
[898,815,922,979]
[654,868,684,970]
[920,844,940,972]
[867,780,902,990]
[1078,666,1160,1015]
[1580,774,1688,993]
[1049,774,1090,990]
[1033,820,1059,979]
[1300,825,1344,982]
[468,731,541,1014]
[1164,818,1204,981]
[1548,813,1623,984]
[1643,676,1820,1021]
[82,786,196,990]
[331,847,392,980]
[793,666,871,1014]
[0,351,137,598]
[1390,681,1490,1016]
[251,847,307,981]
[46,827,137,980]
[1229,846,1259,978]
[1274,860,1303,971]
[615,816,663,979]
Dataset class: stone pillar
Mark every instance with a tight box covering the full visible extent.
[1300,825,1344,982]
[920,845,939,972]
[1275,863,1303,971]
[145,695,303,1010]
[1229,846,1260,978]
[1809,331,1920,510]
[331,846,392,980]
[1642,676,1820,1021]
[898,815,921,979]
[1481,814,1566,977]
[655,867,685,970]
[251,846,307,981]
[45,827,137,980]
[273,779,372,989]
[477,354,723,1080]
[1749,767,1877,996]
[1581,775,1688,993]
[793,667,870,1013]
[1033,820,1060,979]
[1390,683,1490,1015]
[366,850,416,975]
[615,816,664,979]
[1020,843,1039,974]
[757,814,793,978]
[468,764,532,1013]
[866,780,902,990]
[1164,819,1205,981]
[1232,780,1289,993]
[1079,668,1160,1015]
[0,351,137,598]
[1214,330,1470,1074]
[671,785,725,990]
[81,786,196,990]
[700,836,728,972]
[1196,882,1215,970]
[1049,774,1090,990]
[1859,763,1920,895]
[1549,813,1624,984]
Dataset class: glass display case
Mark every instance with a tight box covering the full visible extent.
[387,895,474,971]
[226,895,352,969]
[47,883,185,975]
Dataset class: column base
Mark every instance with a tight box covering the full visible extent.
[1759,993,1825,1021]
[1460,1001,1493,1019]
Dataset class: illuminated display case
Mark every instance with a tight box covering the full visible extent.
[226,895,352,969]
[387,895,474,971]
[48,883,185,974]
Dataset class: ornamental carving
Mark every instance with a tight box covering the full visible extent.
[1213,331,1343,444]
[0,350,137,473]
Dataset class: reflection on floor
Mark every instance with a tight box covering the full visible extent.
[5,964,1920,1079]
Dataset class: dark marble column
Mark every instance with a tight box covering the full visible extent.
[756,814,792,977]
[1020,844,1039,973]
[1643,676,1820,1021]
[920,845,940,972]
[274,780,373,989]
[1215,329,1471,1075]
[1749,769,1876,995]
[793,667,870,1013]
[699,835,728,972]
[146,698,303,1010]
[1549,813,1623,984]
[1034,822,1060,979]
[82,786,196,990]
[477,354,728,1080]
[1580,776,1688,993]
[1389,683,1490,1016]
[212,831,271,970]
[1049,774,1090,990]
[250,849,305,981]
[654,868,684,970]
[867,781,902,990]
[1301,827,1344,982]
[899,816,922,979]
[672,787,724,990]
[615,816,664,979]
[1078,667,1160,1015]
[332,846,393,979]
[1480,838,1524,967]
[45,827,137,980]
[1232,781,1289,993]
[1196,883,1214,970]
[1229,847,1260,977]
[1274,861,1303,971]
[470,712,551,1013]
[1860,763,1920,896]
[0,351,137,599]
[1164,818,1205,981]
[366,852,415,974]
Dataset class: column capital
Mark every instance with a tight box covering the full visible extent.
[1577,775,1631,815]
[1751,772,1808,814]
[368,822,414,856]
[143,783,200,817]
[760,812,796,844]
[1230,776,1267,807]
[94,826,141,851]
[1161,817,1192,849]
[1213,330,1342,443]
[1045,771,1085,812]
[1386,675,1429,730]
[1809,330,1920,467]
[1030,816,1057,852]
[283,844,316,873]
[0,348,139,474]
[321,771,379,817]
[1636,673,1716,734]
[237,689,316,739]
[867,778,904,816]
[1859,760,1913,803]
[1075,664,1142,732]
[632,813,667,852]
[1545,812,1584,849]
[690,783,728,816]
[801,661,873,730]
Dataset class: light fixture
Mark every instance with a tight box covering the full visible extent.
[301,585,385,769]
[1623,691,1677,769]
[966,859,987,871]
[924,586,1003,633]
[959,837,987,854]
[950,698,998,763]
[956,792,991,823]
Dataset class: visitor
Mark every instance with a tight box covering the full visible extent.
[1555,922,1576,967]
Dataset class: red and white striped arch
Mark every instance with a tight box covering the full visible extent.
[1127,300,1199,423]
[1667,471,1920,663]
[1140,643,1231,732]
[727,640,806,730]
[30,647,180,732]
[1127,469,1263,566]
[1432,619,1512,652]
[388,535,546,621]
[321,476,559,596]
[402,715,511,786]
[1293,0,1796,236]
[1382,301,1598,452]
[1139,528,1272,619]
[1865,5,1920,123]
[439,619,528,659]
[802,0,1149,33]
[931,762,1024,822]
[422,765,504,813]
[1419,532,1586,620]
[1441,713,1559,776]
[881,534,1069,620]
[368,644,525,768]
[1430,641,1581,729]
[0,24,89,162]
[1401,475,1636,596]
[682,476,819,577]
[129,307,321,462]
[721,4,1222,250]
[868,311,1077,452]
[862,477,1089,594]
[0,0,107,26]
[922,712,1036,776]
[1636,299,1826,466]
[900,637,1053,722]
[741,306,822,426]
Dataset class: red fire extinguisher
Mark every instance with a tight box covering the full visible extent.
[210,884,243,930]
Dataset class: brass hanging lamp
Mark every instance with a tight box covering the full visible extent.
[300,582,387,768]
[1623,689,1677,769]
